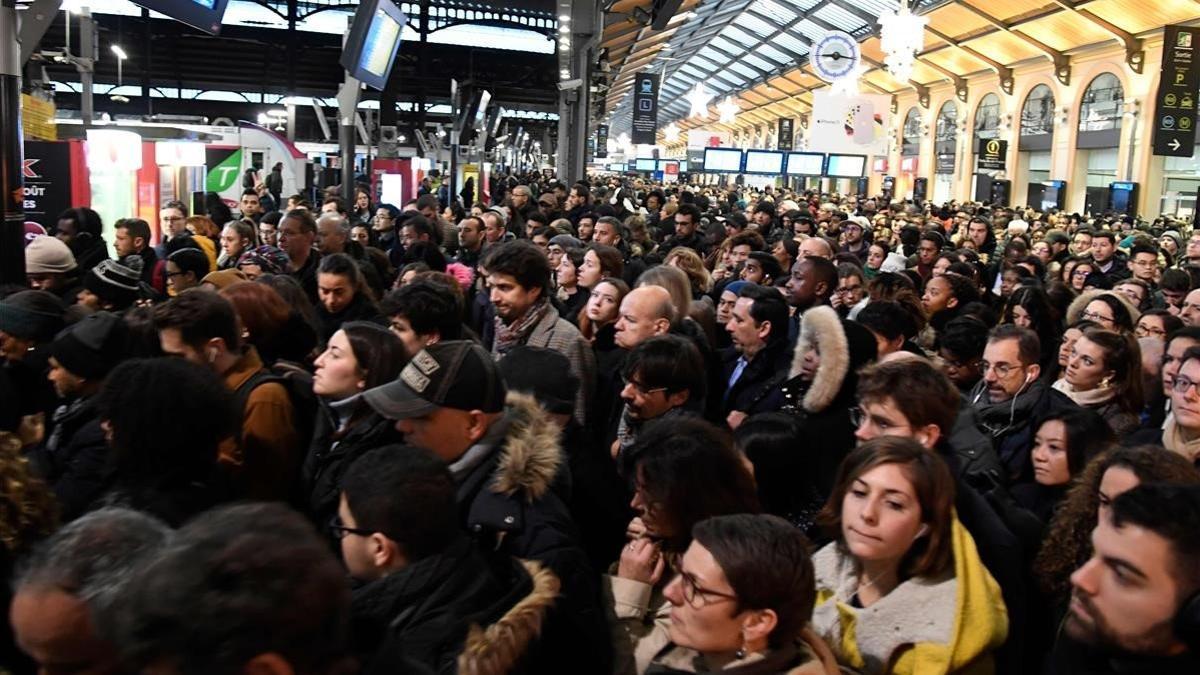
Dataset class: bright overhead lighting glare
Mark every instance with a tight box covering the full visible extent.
[111,45,127,60]
[558,14,570,22]
[561,69,570,79]
[267,109,288,117]
[559,25,570,34]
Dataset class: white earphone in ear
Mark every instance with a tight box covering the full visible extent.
[913,524,930,541]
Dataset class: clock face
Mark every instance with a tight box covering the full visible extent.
[812,31,861,82]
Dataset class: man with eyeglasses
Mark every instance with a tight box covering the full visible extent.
[1127,244,1161,295]
[333,445,558,672]
[969,325,1076,482]
[614,335,705,458]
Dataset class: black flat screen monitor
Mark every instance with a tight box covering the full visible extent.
[744,150,785,175]
[703,148,743,173]
[826,154,867,178]
[340,0,407,91]
[635,158,657,172]
[132,0,230,35]
[785,152,825,176]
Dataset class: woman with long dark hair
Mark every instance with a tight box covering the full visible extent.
[302,322,406,529]
[314,253,385,343]
[1053,328,1143,436]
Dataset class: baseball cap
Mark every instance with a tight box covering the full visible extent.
[364,340,506,419]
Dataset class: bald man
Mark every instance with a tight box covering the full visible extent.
[798,235,834,260]
[614,285,675,350]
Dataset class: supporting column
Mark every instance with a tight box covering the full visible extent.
[0,0,24,284]
[555,0,601,181]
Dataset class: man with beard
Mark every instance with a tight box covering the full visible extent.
[1051,483,1200,674]
[968,325,1075,483]
[484,240,594,426]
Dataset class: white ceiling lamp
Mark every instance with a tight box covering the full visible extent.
[879,0,927,84]
[717,96,738,124]
[664,122,680,142]
[686,83,713,119]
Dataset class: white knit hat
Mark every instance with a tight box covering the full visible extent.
[24,235,77,274]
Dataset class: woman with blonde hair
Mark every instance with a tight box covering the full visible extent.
[663,247,712,298]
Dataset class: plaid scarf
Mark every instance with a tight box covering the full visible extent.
[492,297,550,356]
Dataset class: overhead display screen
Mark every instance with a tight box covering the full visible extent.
[785,152,825,176]
[657,160,678,171]
[339,0,407,90]
[826,154,867,178]
[635,158,657,171]
[703,148,743,173]
[133,0,230,35]
[744,150,785,174]
[678,160,688,172]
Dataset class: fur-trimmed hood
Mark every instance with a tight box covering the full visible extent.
[790,306,850,413]
[457,559,560,675]
[788,307,877,413]
[1065,288,1140,327]
[490,391,564,502]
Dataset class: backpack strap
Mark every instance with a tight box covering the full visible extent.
[233,370,285,422]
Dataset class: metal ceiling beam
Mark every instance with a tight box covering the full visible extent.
[1048,0,1144,73]
[923,24,1014,94]
[954,2,1071,85]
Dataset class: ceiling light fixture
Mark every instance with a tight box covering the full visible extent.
[879,0,927,84]
[717,96,738,123]
[686,83,713,119]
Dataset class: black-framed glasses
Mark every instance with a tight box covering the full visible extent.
[328,515,373,540]
[1173,377,1200,396]
[668,557,738,608]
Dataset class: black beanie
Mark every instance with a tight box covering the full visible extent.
[49,311,129,380]
[0,290,66,342]
[497,346,578,416]
[84,259,142,309]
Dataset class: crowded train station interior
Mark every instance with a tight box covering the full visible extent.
[5,0,1200,673]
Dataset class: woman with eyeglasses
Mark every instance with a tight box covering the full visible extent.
[1065,289,1138,334]
[1135,308,1183,341]
[1125,345,1200,463]
[640,514,840,675]
[810,436,1008,674]
[1067,259,1095,293]
[606,418,760,674]
[1053,328,1143,436]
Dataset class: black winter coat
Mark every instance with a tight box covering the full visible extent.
[26,397,110,522]
[456,394,612,674]
[302,403,403,528]
[353,538,550,675]
[315,292,386,344]
[719,340,792,419]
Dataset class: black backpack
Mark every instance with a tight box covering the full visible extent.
[233,360,318,473]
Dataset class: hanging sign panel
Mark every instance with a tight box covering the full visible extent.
[595,124,609,159]
[1153,25,1199,157]
[777,118,794,151]
[808,91,890,156]
[631,72,660,145]
[977,138,1007,170]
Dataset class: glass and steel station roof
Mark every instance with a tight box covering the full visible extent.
[599,0,1200,140]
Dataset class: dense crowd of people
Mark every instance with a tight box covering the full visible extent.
[3,171,1200,675]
